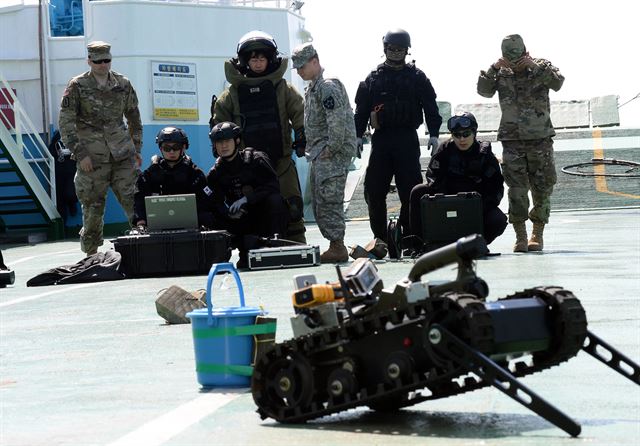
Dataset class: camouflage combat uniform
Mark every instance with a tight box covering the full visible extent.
[477,52,564,225]
[213,57,307,243]
[303,68,357,243]
[59,43,142,254]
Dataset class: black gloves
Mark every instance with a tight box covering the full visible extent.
[292,128,307,158]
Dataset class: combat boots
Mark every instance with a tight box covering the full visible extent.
[513,222,528,253]
[320,240,348,263]
[528,223,545,251]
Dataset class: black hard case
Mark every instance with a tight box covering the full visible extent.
[247,245,321,270]
[112,230,232,277]
[420,192,483,244]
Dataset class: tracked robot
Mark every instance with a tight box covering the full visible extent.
[251,234,639,436]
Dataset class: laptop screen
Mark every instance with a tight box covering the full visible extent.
[145,194,198,231]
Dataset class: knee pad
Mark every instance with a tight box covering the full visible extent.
[286,196,303,222]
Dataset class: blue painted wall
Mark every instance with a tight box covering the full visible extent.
[2,124,311,231]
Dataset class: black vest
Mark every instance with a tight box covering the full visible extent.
[237,80,283,161]
[447,142,493,185]
[368,64,422,129]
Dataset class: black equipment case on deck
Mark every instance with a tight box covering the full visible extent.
[248,245,320,271]
[112,230,232,277]
[420,192,483,245]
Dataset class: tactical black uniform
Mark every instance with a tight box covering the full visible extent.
[355,62,442,240]
[410,140,508,244]
[48,130,78,221]
[206,148,289,243]
[132,155,212,227]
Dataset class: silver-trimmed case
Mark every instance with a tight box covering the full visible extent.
[247,245,321,270]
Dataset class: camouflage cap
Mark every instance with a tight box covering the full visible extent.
[501,34,526,62]
[87,41,112,60]
[291,42,317,69]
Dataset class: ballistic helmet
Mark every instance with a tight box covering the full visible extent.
[155,126,189,149]
[209,122,241,144]
[237,30,278,66]
[447,112,479,132]
[383,29,411,48]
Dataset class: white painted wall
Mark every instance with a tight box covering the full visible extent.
[0,0,308,132]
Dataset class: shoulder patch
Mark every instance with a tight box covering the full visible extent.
[61,96,70,108]
[203,186,213,196]
[323,96,335,110]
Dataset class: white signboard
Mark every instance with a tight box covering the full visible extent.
[151,61,198,121]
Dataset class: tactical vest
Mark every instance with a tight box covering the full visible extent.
[237,80,283,161]
[147,157,193,195]
[368,64,422,129]
[448,142,492,182]
[216,149,263,203]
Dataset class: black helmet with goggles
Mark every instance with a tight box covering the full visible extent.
[447,112,478,132]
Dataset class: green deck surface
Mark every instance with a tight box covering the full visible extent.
[1,209,639,446]
[1,136,639,446]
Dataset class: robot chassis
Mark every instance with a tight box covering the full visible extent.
[251,235,639,437]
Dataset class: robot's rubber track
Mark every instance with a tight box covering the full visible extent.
[252,286,586,423]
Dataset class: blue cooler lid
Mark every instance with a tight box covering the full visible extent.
[211,306,263,317]
[187,306,265,320]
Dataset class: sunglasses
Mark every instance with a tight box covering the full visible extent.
[385,45,407,53]
[161,144,183,152]
[91,59,111,65]
[452,130,473,139]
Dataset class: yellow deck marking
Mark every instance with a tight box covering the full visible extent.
[592,129,639,199]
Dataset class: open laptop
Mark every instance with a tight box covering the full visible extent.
[145,194,198,232]
[420,192,483,244]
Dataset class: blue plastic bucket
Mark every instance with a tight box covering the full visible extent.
[186,263,274,387]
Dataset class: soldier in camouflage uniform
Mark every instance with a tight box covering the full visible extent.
[212,31,307,243]
[477,34,564,252]
[59,41,142,256]
[292,43,356,263]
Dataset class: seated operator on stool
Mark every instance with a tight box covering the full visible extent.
[206,122,290,268]
[409,112,507,250]
[132,126,213,229]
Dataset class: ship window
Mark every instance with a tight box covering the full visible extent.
[49,0,84,37]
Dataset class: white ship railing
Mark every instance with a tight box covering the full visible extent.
[0,70,59,219]
[88,0,296,9]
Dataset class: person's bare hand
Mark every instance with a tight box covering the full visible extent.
[134,152,142,168]
[78,156,93,172]
[319,147,332,159]
[514,53,536,71]
[493,58,511,70]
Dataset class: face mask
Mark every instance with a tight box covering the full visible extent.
[501,35,526,62]
[385,46,407,62]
